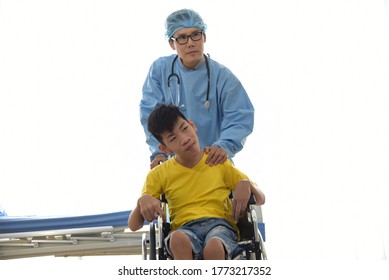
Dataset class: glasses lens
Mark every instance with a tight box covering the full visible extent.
[174,31,203,45]
[191,31,202,41]
[176,35,188,45]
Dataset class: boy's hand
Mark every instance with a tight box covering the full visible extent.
[232,181,251,221]
[204,146,227,166]
[138,194,165,222]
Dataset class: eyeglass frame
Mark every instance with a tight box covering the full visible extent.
[170,30,204,45]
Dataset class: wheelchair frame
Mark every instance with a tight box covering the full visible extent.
[142,195,267,260]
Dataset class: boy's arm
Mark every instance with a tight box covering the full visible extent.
[128,194,165,231]
[232,180,265,221]
[128,205,145,231]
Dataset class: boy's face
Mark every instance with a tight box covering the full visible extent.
[158,117,201,157]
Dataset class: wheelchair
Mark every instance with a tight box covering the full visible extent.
[141,194,267,260]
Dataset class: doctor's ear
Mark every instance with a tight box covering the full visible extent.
[169,39,176,50]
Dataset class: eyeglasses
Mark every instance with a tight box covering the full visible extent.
[170,31,203,45]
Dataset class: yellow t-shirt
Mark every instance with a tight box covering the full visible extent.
[141,153,250,231]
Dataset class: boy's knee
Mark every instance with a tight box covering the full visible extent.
[169,231,192,259]
[170,231,190,247]
[203,238,226,260]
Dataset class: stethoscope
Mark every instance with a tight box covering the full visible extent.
[167,54,211,109]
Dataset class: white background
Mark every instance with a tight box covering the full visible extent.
[1,0,389,259]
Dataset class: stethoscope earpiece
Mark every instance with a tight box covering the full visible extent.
[204,100,210,109]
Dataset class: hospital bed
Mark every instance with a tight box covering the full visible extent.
[0,210,145,260]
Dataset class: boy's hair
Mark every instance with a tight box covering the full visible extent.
[147,104,189,144]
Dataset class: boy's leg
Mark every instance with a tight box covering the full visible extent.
[168,230,193,260]
[204,219,240,260]
[165,218,234,260]
[203,237,226,260]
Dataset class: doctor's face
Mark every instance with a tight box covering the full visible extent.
[169,27,206,69]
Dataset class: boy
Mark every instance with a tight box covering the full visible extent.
[128,104,265,260]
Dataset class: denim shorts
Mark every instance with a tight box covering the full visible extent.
[165,217,243,260]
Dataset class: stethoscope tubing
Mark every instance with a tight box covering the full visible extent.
[167,54,210,109]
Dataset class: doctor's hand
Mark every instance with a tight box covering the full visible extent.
[204,146,228,166]
[150,155,167,169]
[137,194,165,222]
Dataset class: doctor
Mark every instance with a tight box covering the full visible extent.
[140,9,255,169]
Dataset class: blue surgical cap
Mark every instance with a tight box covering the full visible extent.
[165,9,207,38]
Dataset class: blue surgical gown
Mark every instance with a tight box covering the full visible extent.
[140,54,255,160]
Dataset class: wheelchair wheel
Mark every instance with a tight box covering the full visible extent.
[141,233,147,260]
[149,222,157,260]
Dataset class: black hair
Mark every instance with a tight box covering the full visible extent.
[147,104,189,145]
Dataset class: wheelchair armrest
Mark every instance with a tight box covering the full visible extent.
[229,192,257,205]
[248,194,256,205]
[160,194,167,203]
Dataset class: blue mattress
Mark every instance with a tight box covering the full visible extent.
[0,210,131,234]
